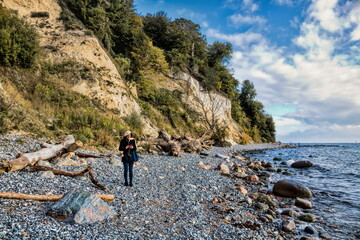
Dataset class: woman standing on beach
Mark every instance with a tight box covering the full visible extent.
[119,130,137,187]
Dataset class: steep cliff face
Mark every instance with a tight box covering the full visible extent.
[1,0,243,143]
[160,72,243,143]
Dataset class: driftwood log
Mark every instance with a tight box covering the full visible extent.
[0,192,114,202]
[139,130,213,156]
[0,135,80,173]
[31,165,108,191]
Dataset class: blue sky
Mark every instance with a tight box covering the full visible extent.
[135,0,360,143]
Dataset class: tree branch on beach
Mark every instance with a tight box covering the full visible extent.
[31,165,109,191]
[0,135,81,173]
[0,192,114,202]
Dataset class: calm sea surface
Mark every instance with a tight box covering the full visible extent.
[250,143,360,240]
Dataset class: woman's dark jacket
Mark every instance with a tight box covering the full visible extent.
[119,137,137,163]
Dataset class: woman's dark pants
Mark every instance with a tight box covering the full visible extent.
[123,162,134,185]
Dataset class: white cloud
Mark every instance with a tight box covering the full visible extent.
[202,21,209,28]
[308,0,341,32]
[229,13,266,26]
[207,28,265,48]
[224,0,259,12]
[243,0,259,12]
[215,12,360,142]
[348,1,360,41]
[214,0,360,142]
[273,0,294,6]
[176,8,207,21]
[294,23,335,61]
[273,116,313,137]
[290,16,300,28]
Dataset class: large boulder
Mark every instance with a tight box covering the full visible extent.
[47,190,117,224]
[273,180,312,198]
[291,161,313,168]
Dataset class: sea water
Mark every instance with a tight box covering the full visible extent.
[250,143,360,240]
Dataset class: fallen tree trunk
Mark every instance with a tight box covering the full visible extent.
[0,192,114,202]
[31,165,108,191]
[0,135,76,173]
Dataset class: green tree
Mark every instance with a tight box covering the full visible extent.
[207,41,232,67]
[238,80,276,142]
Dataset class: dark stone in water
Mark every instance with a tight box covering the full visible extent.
[299,213,316,222]
[291,161,313,168]
[304,225,317,234]
[266,167,277,172]
[265,162,273,168]
[47,190,117,224]
[273,157,282,161]
[273,180,313,198]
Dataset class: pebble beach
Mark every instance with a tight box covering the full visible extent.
[0,134,318,240]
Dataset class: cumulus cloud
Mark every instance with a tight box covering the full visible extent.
[207,28,266,48]
[212,0,360,142]
[229,13,266,26]
[308,0,341,32]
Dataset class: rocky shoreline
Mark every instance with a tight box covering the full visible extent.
[0,134,330,239]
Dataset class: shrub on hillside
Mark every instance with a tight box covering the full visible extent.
[0,5,39,68]
[122,111,144,137]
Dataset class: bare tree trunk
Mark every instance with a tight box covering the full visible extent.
[0,135,76,173]
[0,192,114,202]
